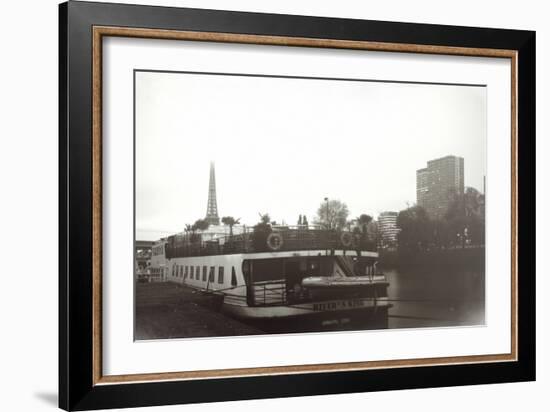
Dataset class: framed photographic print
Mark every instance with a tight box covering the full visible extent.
[59,1,535,410]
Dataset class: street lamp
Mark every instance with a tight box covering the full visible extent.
[324,197,329,230]
[324,197,330,255]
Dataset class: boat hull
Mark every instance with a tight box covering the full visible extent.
[222,296,391,319]
[222,298,391,331]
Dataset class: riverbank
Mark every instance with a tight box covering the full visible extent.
[135,282,263,340]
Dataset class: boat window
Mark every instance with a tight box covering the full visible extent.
[190,266,194,279]
[209,266,215,282]
[218,267,224,284]
[202,266,207,281]
[231,267,237,286]
[196,266,200,280]
[251,259,284,282]
[184,266,188,279]
[179,266,183,277]
[172,265,175,277]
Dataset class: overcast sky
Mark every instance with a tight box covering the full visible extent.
[135,71,486,241]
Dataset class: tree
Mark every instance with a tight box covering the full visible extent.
[183,219,210,245]
[183,223,194,243]
[252,213,272,251]
[315,199,349,230]
[366,220,379,244]
[357,214,373,234]
[192,218,210,232]
[396,206,432,251]
[221,216,240,237]
[464,187,484,217]
[394,187,485,252]
[445,187,485,248]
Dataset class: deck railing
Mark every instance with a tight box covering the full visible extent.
[165,228,377,259]
[252,280,287,306]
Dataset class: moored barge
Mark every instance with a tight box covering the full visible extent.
[150,226,391,328]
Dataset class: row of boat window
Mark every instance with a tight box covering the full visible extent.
[172,264,238,287]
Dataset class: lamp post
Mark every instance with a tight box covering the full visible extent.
[324,197,330,255]
[324,197,329,230]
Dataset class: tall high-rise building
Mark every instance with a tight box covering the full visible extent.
[205,162,220,225]
[416,155,464,219]
[378,211,399,248]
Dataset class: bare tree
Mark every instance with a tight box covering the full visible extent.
[315,199,349,230]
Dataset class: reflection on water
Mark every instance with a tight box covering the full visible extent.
[383,266,485,329]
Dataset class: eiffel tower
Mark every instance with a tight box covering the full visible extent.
[205,162,220,225]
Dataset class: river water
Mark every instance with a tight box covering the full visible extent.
[244,265,485,334]
[383,265,485,329]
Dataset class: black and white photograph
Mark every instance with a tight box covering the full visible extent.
[134,69,487,340]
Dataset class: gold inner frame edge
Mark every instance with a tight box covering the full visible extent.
[91,25,518,386]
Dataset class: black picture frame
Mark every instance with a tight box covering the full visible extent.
[59,1,535,410]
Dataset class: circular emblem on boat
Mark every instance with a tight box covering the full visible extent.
[340,232,353,248]
[266,232,284,251]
